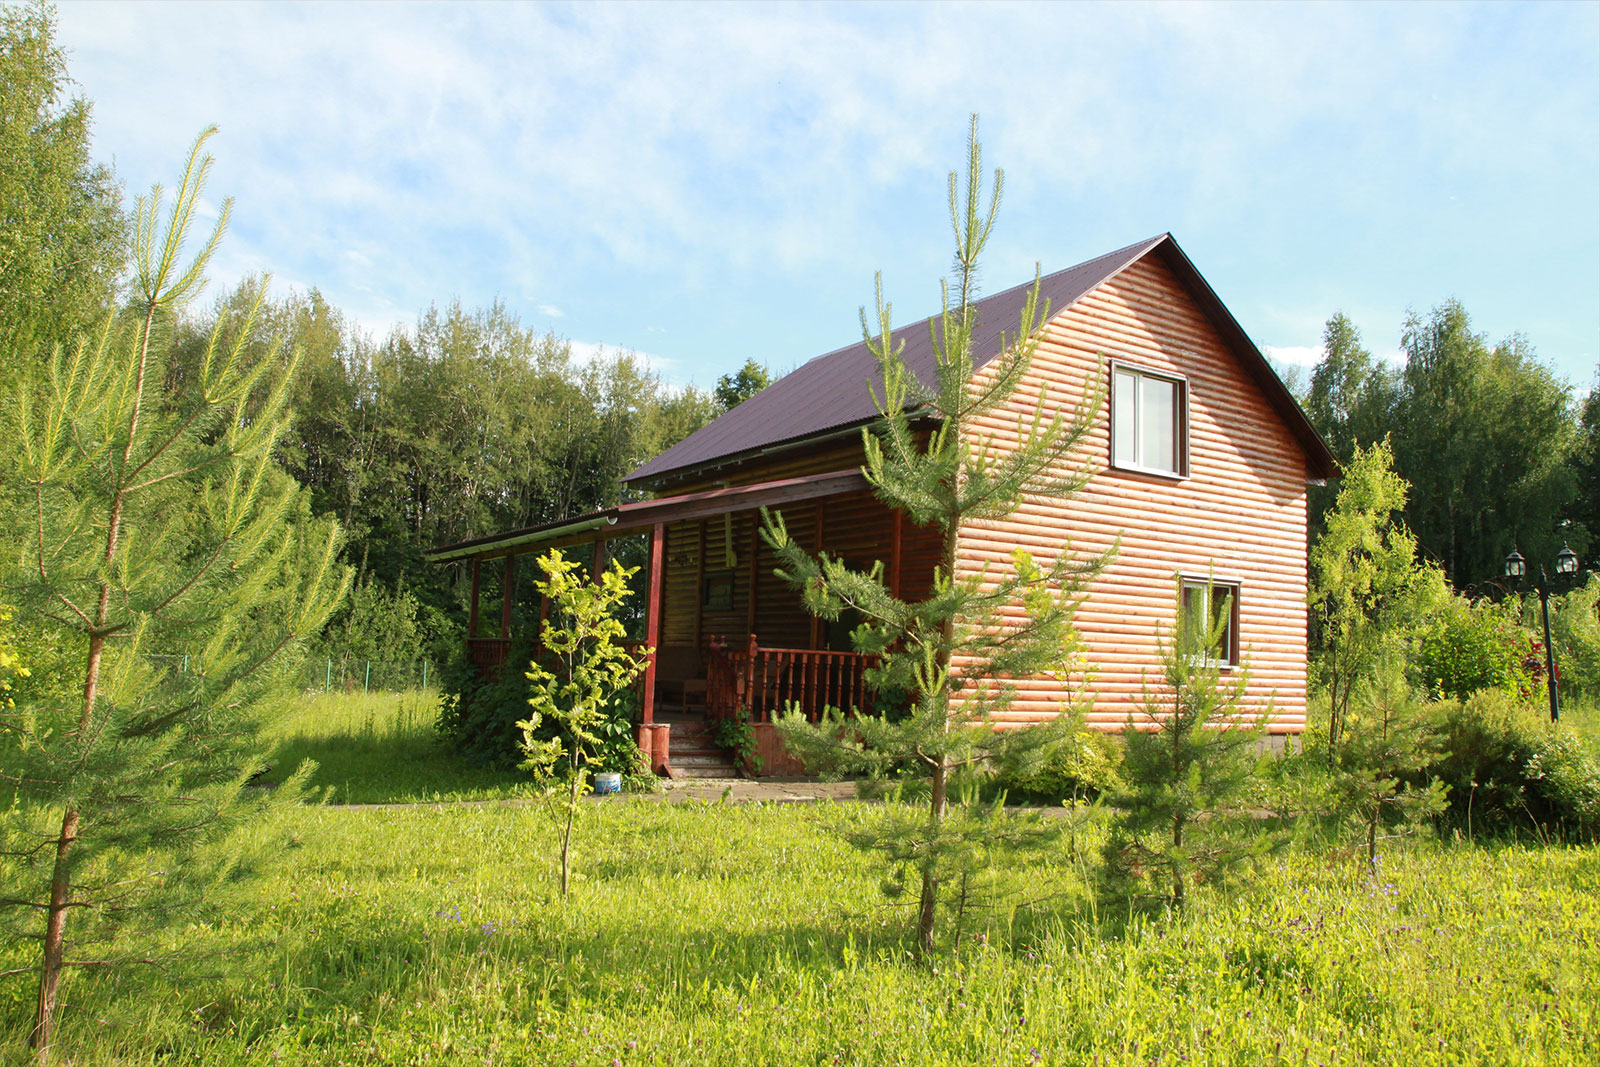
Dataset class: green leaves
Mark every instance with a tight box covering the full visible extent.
[516,548,653,898]
[2,127,350,1056]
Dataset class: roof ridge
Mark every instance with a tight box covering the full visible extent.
[625,234,1178,485]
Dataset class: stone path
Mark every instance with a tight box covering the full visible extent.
[649,776,859,804]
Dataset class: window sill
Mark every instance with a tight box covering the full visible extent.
[1109,460,1189,482]
[1184,657,1239,671]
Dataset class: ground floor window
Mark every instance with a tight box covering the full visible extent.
[1180,576,1239,666]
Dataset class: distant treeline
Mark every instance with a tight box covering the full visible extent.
[2,3,1595,667]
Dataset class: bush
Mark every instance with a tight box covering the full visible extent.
[437,633,646,780]
[1544,574,1600,704]
[1425,691,1600,840]
[1416,596,1537,701]
[436,635,538,768]
[985,728,1123,804]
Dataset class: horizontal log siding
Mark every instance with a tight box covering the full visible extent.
[955,256,1309,733]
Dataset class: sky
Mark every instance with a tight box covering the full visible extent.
[47,0,1600,393]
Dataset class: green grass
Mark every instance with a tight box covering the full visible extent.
[257,690,533,805]
[4,691,1596,1065]
[1560,696,1600,756]
[2,800,1597,1065]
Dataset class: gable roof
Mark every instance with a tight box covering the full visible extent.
[627,234,1337,485]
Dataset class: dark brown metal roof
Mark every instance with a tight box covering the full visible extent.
[426,469,870,562]
[627,235,1173,485]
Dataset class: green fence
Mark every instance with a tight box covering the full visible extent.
[147,655,441,694]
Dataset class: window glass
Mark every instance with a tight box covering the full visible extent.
[1113,368,1138,467]
[1111,365,1183,474]
[1180,579,1237,665]
[1141,375,1177,473]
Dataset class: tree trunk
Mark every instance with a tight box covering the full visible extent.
[1170,813,1186,910]
[916,758,949,958]
[29,809,79,1063]
[560,773,578,899]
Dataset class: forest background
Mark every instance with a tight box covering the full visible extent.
[3,3,1598,683]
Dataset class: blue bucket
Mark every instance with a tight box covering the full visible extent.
[593,772,622,795]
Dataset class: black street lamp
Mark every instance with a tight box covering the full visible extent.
[1504,544,1581,722]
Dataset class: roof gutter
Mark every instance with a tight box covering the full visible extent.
[424,514,618,563]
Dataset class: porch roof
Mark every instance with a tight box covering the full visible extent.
[424,468,871,563]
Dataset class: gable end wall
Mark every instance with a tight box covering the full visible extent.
[955,254,1310,733]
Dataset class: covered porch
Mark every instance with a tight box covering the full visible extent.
[426,469,939,776]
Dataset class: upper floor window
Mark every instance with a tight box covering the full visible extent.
[1180,577,1239,667]
[1111,363,1187,476]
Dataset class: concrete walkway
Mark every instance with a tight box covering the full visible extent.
[651,776,859,804]
[329,776,861,811]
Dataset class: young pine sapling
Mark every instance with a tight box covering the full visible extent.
[1102,579,1281,911]
[766,116,1110,956]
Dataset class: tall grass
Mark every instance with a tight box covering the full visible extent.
[1,799,1594,1065]
[258,690,530,804]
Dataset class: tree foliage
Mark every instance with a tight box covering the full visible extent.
[1308,302,1580,591]
[714,358,772,411]
[0,130,347,1063]
[1102,582,1280,910]
[517,550,652,899]
[1309,441,1447,754]
[1321,659,1447,870]
[0,3,125,362]
[767,116,1108,956]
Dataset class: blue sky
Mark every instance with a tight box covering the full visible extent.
[51,1,1600,393]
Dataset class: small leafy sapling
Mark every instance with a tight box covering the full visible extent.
[517,549,652,899]
[1326,657,1447,870]
[1102,580,1282,910]
[1309,440,1447,761]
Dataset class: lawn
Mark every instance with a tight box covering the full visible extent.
[257,689,533,805]
[2,692,1597,1066]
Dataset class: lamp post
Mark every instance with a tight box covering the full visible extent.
[1504,544,1580,723]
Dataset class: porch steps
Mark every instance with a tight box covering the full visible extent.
[653,706,740,778]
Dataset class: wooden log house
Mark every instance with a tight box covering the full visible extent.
[426,234,1338,777]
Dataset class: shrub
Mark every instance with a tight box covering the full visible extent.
[986,728,1123,804]
[437,640,645,780]
[1416,596,1536,701]
[1544,574,1600,703]
[436,634,538,769]
[1425,691,1600,840]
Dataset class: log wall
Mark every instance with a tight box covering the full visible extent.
[956,253,1310,733]
[652,494,939,681]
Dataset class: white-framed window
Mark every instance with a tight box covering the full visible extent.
[1111,362,1188,477]
[1179,576,1239,667]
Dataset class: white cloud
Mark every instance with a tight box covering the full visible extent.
[568,340,676,377]
[1260,344,1323,368]
[48,1,1598,388]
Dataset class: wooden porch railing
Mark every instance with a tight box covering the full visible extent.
[468,638,510,677]
[705,634,877,723]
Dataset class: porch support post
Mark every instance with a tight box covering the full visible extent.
[467,558,482,639]
[592,538,607,581]
[641,522,664,726]
[746,510,759,635]
[810,502,823,650]
[500,555,515,640]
